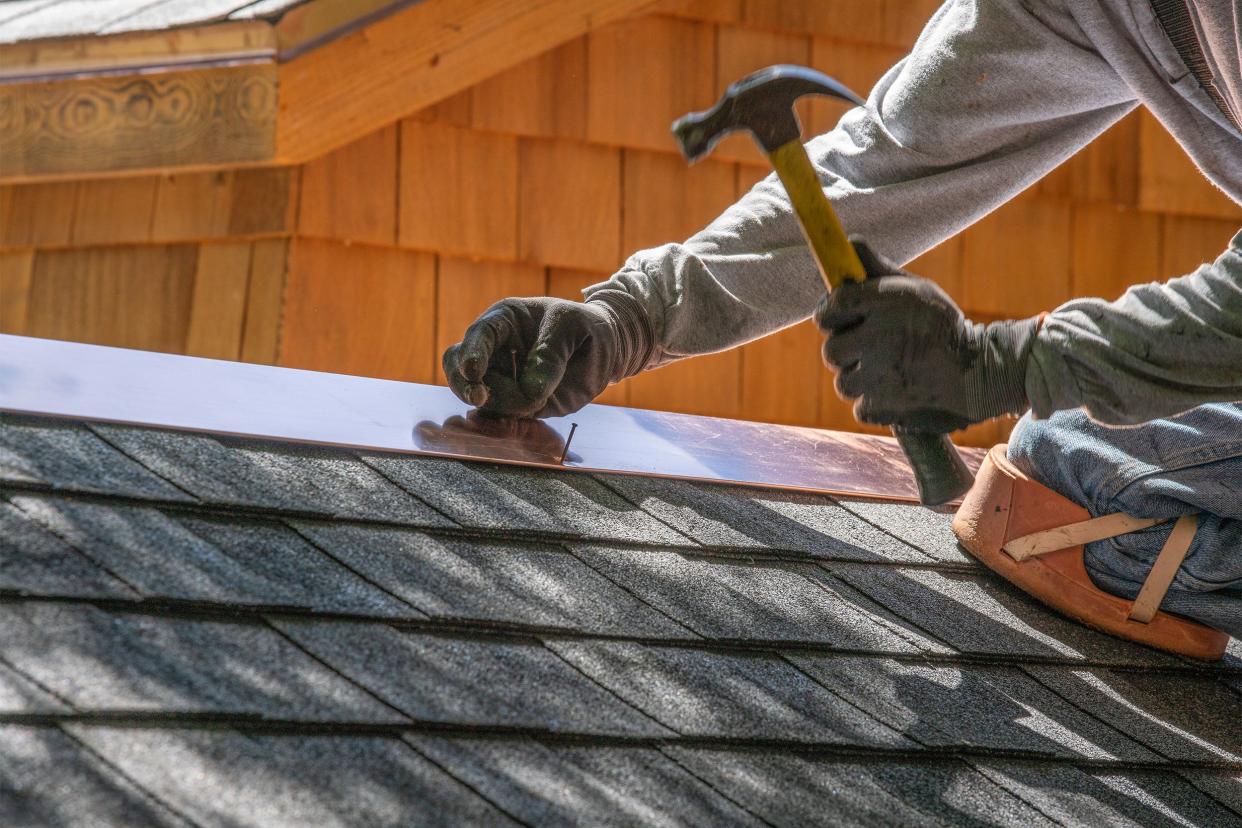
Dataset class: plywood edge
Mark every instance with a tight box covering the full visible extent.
[0,21,276,82]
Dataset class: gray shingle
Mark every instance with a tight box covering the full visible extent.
[292,522,691,637]
[1023,666,1242,763]
[0,603,404,722]
[829,563,1181,666]
[975,763,1242,828]
[363,454,689,544]
[0,500,136,599]
[546,640,911,745]
[1180,771,1242,814]
[835,497,971,564]
[789,656,1157,760]
[272,619,669,736]
[0,658,71,713]
[663,748,1057,828]
[12,495,415,616]
[407,736,765,827]
[0,414,189,501]
[0,726,182,827]
[92,425,450,525]
[596,474,934,562]
[67,728,518,827]
[573,544,940,651]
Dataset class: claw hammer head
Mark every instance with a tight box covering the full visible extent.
[671,64,863,162]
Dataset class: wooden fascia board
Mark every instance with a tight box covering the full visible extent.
[274,0,660,162]
[0,0,659,181]
[0,21,276,82]
[0,63,279,180]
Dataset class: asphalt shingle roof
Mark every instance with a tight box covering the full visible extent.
[1,411,1239,826]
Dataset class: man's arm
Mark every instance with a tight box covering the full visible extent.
[586,0,1137,369]
[1029,233,1242,424]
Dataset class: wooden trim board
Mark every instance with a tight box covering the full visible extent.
[0,64,278,179]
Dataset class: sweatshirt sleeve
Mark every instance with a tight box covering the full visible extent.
[1027,231,1242,424]
[583,0,1137,369]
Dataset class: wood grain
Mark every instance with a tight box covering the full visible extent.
[185,242,252,360]
[622,149,736,252]
[281,239,437,382]
[1138,111,1242,220]
[735,163,772,194]
[1066,111,1140,205]
[907,235,964,299]
[273,0,406,54]
[399,121,519,259]
[149,167,295,241]
[410,89,475,129]
[24,244,198,352]
[586,15,715,153]
[435,256,547,384]
[1160,215,1239,279]
[0,64,277,179]
[960,195,1072,318]
[240,238,288,364]
[518,137,621,271]
[151,171,236,240]
[656,0,742,23]
[741,0,884,43]
[228,167,297,236]
[740,321,821,426]
[70,176,158,246]
[0,181,77,248]
[470,38,588,140]
[628,349,741,419]
[276,0,659,163]
[1070,204,1162,301]
[0,250,35,334]
[300,125,397,245]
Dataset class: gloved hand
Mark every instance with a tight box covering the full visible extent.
[815,239,1043,433]
[442,290,653,419]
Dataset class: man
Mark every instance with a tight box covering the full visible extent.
[443,1,1241,636]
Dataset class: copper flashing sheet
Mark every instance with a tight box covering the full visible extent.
[0,335,983,503]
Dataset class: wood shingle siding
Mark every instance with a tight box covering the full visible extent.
[1,1,1237,446]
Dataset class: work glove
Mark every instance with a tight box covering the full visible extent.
[815,239,1043,433]
[442,290,653,419]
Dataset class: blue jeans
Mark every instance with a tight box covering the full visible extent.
[1007,404,1242,636]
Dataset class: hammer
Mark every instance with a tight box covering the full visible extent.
[671,65,974,506]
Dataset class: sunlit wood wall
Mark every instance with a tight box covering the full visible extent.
[1,0,1238,446]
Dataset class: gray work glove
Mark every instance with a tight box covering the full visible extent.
[442,290,653,419]
[815,239,1043,433]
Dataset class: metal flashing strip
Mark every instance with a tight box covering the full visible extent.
[0,335,982,503]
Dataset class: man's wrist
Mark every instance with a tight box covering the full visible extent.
[968,314,1044,421]
[586,291,655,381]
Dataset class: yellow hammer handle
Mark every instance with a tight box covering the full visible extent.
[767,138,974,506]
[768,139,865,291]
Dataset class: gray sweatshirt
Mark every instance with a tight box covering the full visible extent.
[585,0,1242,426]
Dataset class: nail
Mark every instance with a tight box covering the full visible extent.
[559,422,578,465]
[510,347,518,381]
